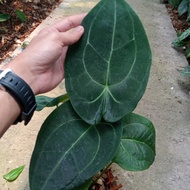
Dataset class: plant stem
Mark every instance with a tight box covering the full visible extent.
[92,161,113,185]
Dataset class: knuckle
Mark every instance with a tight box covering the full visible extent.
[66,17,75,29]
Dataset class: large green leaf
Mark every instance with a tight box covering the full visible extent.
[29,101,122,190]
[113,113,156,171]
[65,0,152,125]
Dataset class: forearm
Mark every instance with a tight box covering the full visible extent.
[0,89,20,137]
[3,56,38,94]
[0,58,37,138]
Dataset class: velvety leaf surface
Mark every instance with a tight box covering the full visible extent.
[74,178,92,190]
[29,101,122,190]
[113,113,155,171]
[65,0,152,125]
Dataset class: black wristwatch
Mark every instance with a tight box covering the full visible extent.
[0,69,36,125]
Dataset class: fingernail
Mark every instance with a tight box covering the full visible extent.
[75,25,84,32]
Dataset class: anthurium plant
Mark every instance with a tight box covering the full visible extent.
[30,0,156,189]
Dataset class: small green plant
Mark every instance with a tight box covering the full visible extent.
[3,165,25,182]
[166,0,190,21]
[178,0,190,20]
[172,28,190,58]
[0,10,27,23]
[35,94,69,111]
[15,10,27,22]
[30,0,156,189]
[168,0,182,7]
[0,14,11,22]
[178,65,190,76]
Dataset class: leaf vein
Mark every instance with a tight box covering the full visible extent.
[40,119,89,190]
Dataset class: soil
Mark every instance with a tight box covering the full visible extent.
[165,3,190,63]
[0,0,62,62]
[90,168,123,190]
[165,4,190,33]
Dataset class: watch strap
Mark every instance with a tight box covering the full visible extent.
[0,69,36,125]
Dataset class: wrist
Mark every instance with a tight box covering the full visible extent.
[0,69,37,125]
[3,56,38,95]
[0,89,20,137]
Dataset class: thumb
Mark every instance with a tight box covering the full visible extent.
[61,25,84,46]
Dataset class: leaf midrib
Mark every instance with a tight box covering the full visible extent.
[41,122,94,190]
[105,0,116,86]
[81,1,140,105]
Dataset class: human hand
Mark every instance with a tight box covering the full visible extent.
[5,14,86,95]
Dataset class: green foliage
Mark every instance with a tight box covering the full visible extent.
[0,14,11,22]
[30,101,123,190]
[168,0,182,7]
[172,28,190,58]
[185,47,190,57]
[167,0,190,21]
[29,0,155,189]
[3,165,25,182]
[75,179,92,190]
[169,0,190,72]
[35,94,69,111]
[65,0,151,125]
[178,0,190,20]
[21,41,30,50]
[113,113,155,171]
[178,65,190,76]
[15,10,27,22]
[0,1,27,23]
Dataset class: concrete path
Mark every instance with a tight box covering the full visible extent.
[0,0,190,190]
[113,1,190,190]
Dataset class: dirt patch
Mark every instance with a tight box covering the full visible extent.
[165,4,190,33]
[165,3,190,64]
[90,168,123,190]
[0,0,62,62]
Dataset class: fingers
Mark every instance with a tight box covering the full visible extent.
[52,13,87,32]
[60,25,85,46]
